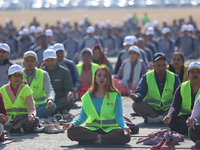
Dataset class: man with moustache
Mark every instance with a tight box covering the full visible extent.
[23,51,56,118]
[129,53,181,124]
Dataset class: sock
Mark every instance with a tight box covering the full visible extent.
[145,115,164,124]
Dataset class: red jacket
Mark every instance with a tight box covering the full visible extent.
[0,93,8,124]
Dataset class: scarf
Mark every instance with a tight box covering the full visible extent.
[121,59,142,87]
[92,44,109,65]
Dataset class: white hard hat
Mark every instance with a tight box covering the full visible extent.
[43,49,57,61]
[8,64,25,76]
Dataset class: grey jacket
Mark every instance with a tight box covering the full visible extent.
[0,59,13,87]
[42,63,74,100]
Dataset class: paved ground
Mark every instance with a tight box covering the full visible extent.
[0,96,197,150]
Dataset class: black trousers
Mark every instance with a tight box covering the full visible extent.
[67,126,131,145]
[168,115,190,135]
[188,124,200,143]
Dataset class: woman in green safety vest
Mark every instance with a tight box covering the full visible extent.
[63,66,131,145]
[0,64,39,133]
[92,44,114,74]
[163,62,200,135]
[76,47,99,100]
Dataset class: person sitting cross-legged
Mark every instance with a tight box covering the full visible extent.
[23,51,56,118]
[42,49,74,114]
[129,53,181,124]
[63,66,131,145]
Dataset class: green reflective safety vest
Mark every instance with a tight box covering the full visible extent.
[82,91,121,133]
[0,84,31,120]
[23,68,47,107]
[145,70,175,111]
[179,80,200,116]
[76,62,99,80]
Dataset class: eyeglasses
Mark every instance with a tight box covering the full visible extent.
[129,51,138,55]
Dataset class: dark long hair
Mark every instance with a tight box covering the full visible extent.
[88,66,121,99]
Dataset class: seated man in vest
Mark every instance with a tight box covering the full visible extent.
[23,51,56,118]
[163,62,200,135]
[129,52,181,124]
[42,49,74,114]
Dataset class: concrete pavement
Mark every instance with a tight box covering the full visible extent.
[0,96,197,150]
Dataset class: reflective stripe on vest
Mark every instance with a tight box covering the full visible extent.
[76,62,99,80]
[145,70,175,111]
[0,85,29,120]
[179,80,200,116]
[82,92,121,133]
[23,68,47,107]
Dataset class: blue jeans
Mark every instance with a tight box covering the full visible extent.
[36,102,56,118]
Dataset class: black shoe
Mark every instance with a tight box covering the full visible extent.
[78,141,95,145]
[130,112,139,116]
[53,114,63,123]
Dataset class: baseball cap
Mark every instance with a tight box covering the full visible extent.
[78,20,84,26]
[36,26,43,33]
[187,62,200,72]
[100,22,105,28]
[20,21,26,27]
[106,19,111,25]
[23,51,38,62]
[29,26,36,33]
[153,53,166,62]
[86,26,95,33]
[43,49,57,61]
[128,46,141,56]
[144,22,151,28]
[84,14,89,19]
[0,43,10,53]
[162,27,170,34]
[61,19,67,24]
[5,18,10,24]
[153,20,159,27]
[146,27,155,35]
[22,28,29,35]
[81,47,93,56]
[8,64,25,76]
[162,19,168,23]
[53,43,65,51]
[45,29,53,36]
[181,24,189,32]
[94,21,99,26]
[131,36,138,43]
[188,24,194,31]
[123,36,134,46]
[114,21,119,28]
